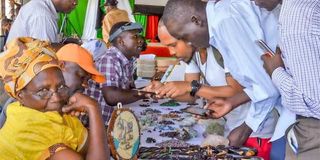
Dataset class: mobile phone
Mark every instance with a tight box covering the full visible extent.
[255,39,275,57]
[181,107,209,117]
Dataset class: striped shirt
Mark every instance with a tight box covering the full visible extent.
[272,0,320,119]
[6,0,59,43]
[85,46,135,126]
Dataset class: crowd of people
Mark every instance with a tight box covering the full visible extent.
[0,0,319,160]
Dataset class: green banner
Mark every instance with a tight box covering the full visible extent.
[59,0,89,38]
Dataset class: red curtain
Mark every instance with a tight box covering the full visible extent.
[145,15,159,42]
[141,45,171,57]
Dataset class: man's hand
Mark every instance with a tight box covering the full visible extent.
[142,81,163,92]
[227,122,253,147]
[261,48,284,77]
[155,81,191,98]
[204,98,234,119]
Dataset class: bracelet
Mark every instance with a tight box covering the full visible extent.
[49,143,68,157]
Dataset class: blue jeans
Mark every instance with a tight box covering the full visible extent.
[270,136,286,160]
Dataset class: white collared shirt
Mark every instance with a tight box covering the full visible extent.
[206,0,280,134]
[6,0,59,43]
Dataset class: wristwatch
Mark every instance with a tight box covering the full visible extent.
[190,80,201,97]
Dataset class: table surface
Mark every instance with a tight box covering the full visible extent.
[122,98,206,148]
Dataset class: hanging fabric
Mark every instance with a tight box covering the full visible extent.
[145,15,159,42]
[117,0,136,22]
[59,0,88,38]
[134,14,147,37]
[82,0,100,40]
[129,0,147,37]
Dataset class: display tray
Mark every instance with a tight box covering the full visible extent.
[138,145,262,160]
[121,98,262,160]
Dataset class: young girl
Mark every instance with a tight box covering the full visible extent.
[0,37,110,160]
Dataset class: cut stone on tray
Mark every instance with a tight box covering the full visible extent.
[170,111,183,114]
[142,99,150,102]
[160,100,180,107]
[159,131,179,138]
[139,104,150,107]
[140,108,162,115]
[162,113,181,119]
[155,125,175,131]
[159,120,175,125]
[155,139,191,148]
[146,137,156,143]
[187,102,199,106]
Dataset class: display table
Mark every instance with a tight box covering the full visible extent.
[122,98,205,147]
[118,98,262,160]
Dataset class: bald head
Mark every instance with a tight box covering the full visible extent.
[162,0,206,27]
[52,0,77,13]
[162,0,209,48]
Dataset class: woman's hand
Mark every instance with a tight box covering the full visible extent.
[62,93,98,116]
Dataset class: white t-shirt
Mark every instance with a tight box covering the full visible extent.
[185,47,227,86]
[185,47,272,138]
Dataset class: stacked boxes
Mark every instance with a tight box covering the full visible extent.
[137,54,156,78]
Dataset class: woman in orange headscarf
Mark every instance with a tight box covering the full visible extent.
[0,37,110,160]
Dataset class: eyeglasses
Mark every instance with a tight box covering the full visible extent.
[27,84,70,100]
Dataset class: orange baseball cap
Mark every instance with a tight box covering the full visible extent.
[56,44,106,83]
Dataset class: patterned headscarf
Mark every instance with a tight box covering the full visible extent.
[0,37,60,98]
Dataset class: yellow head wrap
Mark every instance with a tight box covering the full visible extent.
[0,37,60,98]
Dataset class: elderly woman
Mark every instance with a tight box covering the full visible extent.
[0,38,110,160]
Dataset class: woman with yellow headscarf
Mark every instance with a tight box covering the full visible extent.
[0,37,110,160]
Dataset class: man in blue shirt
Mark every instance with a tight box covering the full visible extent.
[162,0,280,159]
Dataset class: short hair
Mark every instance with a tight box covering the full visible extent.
[162,0,206,26]
[105,0,118,6]
[1,18,12,27]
